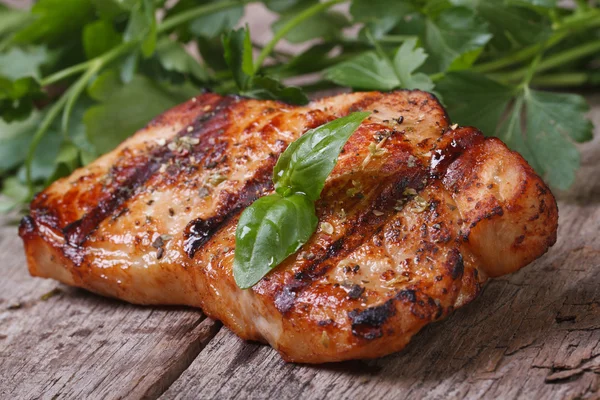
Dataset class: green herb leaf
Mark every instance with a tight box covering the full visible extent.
[0,46,48,80]
[0,176,29,213]
[243,76,308,105]
[0,111,41,174]
[155,39,209,82]
[13,0,94,45]
[222,27,254,90]
[189,2,244,39]
[233,193,317,289]
[436,71,515,135]
[392,38,435,91]
[324,52,398,91]
[350,0,416,23]
[425,7,492,71]
[234,112,368,288]
[124,0,157,58]
[272,9,349,44]
[83,20,121,60]
[84,75,198,154]
[465,0,551,51]
[521,88,593,189]
[274,111,370,201]
[0,5,34,39]
[325,40,433,91]
[0,76,44,122]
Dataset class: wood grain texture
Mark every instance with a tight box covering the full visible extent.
[0,225,221,400]
[161,95,600,400]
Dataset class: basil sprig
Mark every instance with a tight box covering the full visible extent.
[233,112,370,289]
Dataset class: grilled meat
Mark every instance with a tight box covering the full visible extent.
[20,91,558,363]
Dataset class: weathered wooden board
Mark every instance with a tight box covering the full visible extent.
[161,98,600,400]
[0,225,220,400]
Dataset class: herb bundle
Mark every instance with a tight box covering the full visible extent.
[0,0,597,212]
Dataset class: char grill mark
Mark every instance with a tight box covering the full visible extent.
[61,96,236,260]
[275,126,481,316]
[183,108,334,259]
[184,164,274,258]
[275,156,430,314]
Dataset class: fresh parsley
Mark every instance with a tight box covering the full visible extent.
[0,0,597,209]
[234,112,369,288]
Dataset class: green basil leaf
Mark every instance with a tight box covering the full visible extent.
[233,193,317,289]
[274,111,370,201]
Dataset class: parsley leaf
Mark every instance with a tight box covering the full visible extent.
[324,52,397,91]
[124,0,157,58]
[425,7,492,71]
[222,27,254,90]
[83,20,121,60]
[0,46,48,80]
[13,0,94,45]
[0,76,44,122]
[436,71,515,135]
[521,88,593,190]
[84,75,198,153]
[393,38,435,91]
[222,27,308,104]
[325,39,433,91]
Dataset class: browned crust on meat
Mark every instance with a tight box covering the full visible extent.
[19,90,558,363]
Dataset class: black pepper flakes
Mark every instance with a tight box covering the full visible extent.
[347,284,365,299]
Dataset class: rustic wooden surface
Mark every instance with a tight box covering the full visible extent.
[0,95,597,399]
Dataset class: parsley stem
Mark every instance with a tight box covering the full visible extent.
[61,61,101,137]
[253,0,346,74]
[41,1,248,87]
[41,42,136,86]
[379,35,418,43]
[492,40,600,83]
[473,9,600,74]
[25,95,69,195]
[157,0,251,34]
[472,32,567,74]
[530,72,600,87]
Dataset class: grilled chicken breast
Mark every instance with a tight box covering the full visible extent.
[20,91,558,363]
